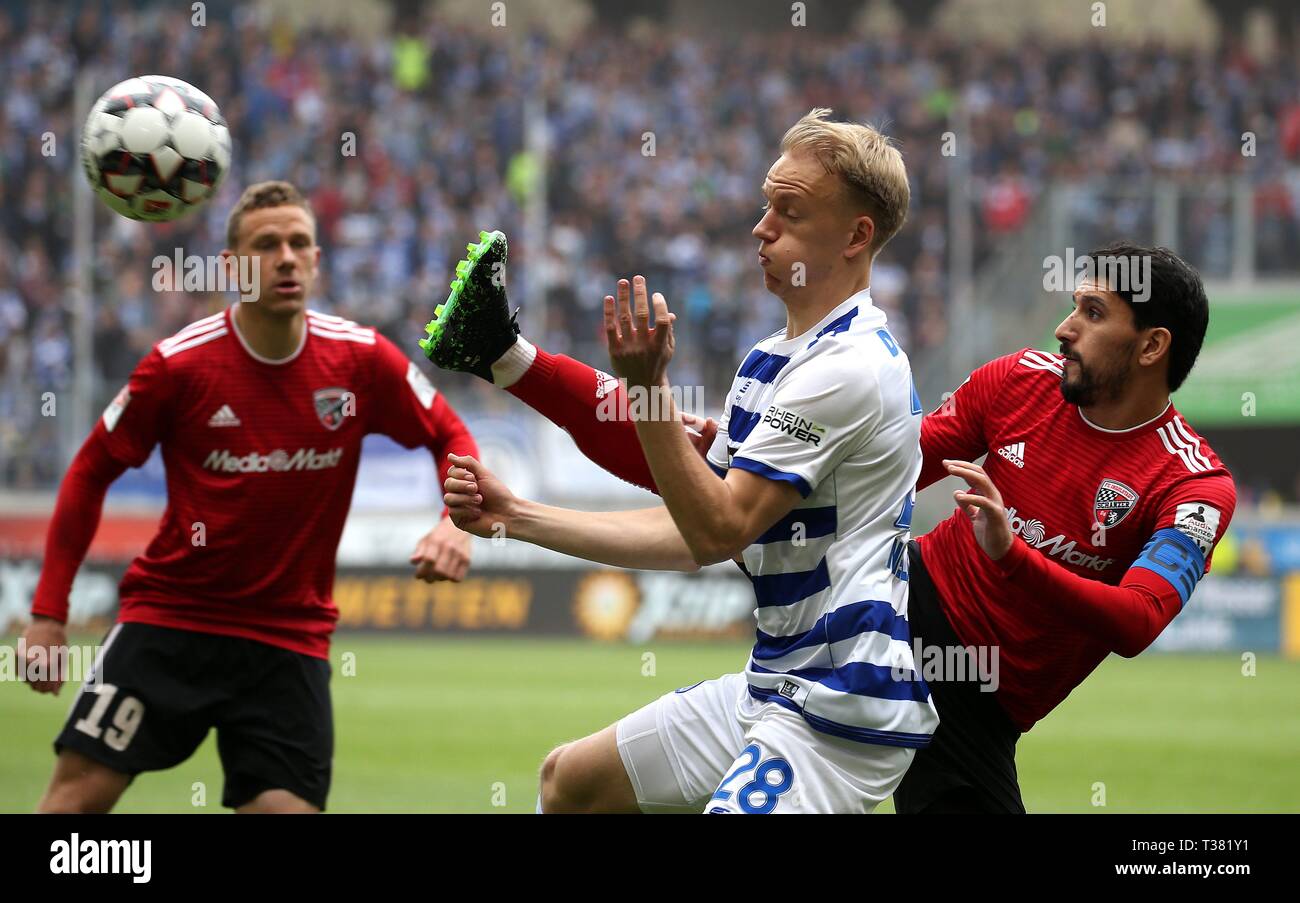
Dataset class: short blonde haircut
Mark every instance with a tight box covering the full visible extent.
[780,108,910,255]
[225,180,315,248]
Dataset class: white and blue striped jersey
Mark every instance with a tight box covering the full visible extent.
[707,288,939,749]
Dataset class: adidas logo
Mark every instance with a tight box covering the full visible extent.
[997,442,1026,469]
[207,405,241,428]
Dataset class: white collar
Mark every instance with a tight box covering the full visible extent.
[1077,399,1172,433]
[771,288,875,353]
[229,305,307,365]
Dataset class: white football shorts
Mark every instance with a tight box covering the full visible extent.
[615,671,914,814]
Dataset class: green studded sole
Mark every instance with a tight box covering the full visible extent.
[419,230,505,356]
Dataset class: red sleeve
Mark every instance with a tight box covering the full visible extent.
[32,348,168,620]
[1148,473,1237,574]
[917,351,1019,491]
[993,472,1236,657]
[30,432,128,623]
[367,337,480,513]
[994,535,1183,657]
[506,348,658,493]
[99,347,172,467]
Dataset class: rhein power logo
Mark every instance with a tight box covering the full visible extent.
[760,405,826,446]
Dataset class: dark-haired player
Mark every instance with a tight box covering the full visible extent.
[426,238,1235,813]
[22,181,479,813]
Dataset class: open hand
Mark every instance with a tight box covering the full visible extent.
[604,275,675,391]
[945,459,1014,561]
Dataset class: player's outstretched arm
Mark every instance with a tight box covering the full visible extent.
[947,459,1235,657]
[443,453,701,572]
[23,431,129,694]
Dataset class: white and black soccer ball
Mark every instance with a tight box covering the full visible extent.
[81,75,232,222]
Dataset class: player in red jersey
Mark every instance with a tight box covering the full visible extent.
[21,181,479,813]
[426,239,1234,813]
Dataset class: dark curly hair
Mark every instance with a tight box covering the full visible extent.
[1080,242,1210,391]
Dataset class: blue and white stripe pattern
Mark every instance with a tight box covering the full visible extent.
[708,289,939,748]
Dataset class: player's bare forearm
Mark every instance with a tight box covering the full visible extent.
[443,453,698,571]
[634,409,742,563]
[634,404,799,566]
[511,500,700,572]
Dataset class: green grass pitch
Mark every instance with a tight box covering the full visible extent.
[1,634,1296,813]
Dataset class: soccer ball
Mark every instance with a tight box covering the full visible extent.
[81,75,231,222]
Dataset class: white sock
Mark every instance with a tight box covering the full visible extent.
[535,793,544,814]
[490,336,537,388]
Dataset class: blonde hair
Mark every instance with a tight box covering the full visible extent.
[780,108,910,255]
[225,180,315,248]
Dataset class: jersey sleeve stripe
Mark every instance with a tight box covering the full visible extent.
[1155,423,1182,467]
[1017,352,1064,376]
[169,310,225,334]
[1157,422,1207,473]
[1021,348,1063,366]
[1171,416,1213,470]
[1017,360,1063,376]
[159,327,229,358]
[308,326,376,345]
[159,317,226,350]
[306,314,372,334]
[729,455,813,497]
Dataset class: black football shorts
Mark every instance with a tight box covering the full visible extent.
[54,622,332,810]
[893,541,1027,814]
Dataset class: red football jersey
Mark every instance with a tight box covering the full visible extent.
[69,307,476,658]
[917,348,1236,731]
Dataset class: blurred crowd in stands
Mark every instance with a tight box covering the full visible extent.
[1,1,1298,501]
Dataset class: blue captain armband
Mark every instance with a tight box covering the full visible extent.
[1129,527,1207,608]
